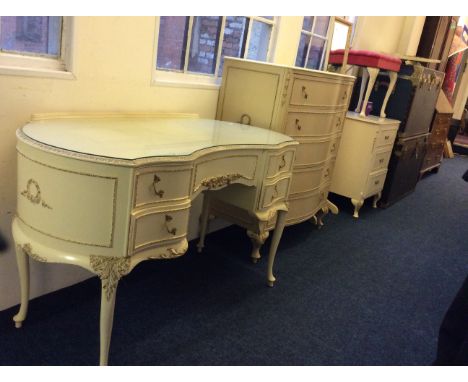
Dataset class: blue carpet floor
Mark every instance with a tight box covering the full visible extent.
[0,155,467,366]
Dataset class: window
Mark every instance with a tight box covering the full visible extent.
[154,16,276,87]
[0,16,74,79]
[295,16,332,70]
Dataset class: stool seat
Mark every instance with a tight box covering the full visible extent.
[329,49,401,72]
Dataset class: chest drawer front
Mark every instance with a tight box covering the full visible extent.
[132,206,190,252]
[266,150,295,179]
[294,136,339,167]
[134,167,192,207]
[375,128,397,149]
[260,177,291,209]
[289,77,350,108]
[364,169,387,197]
[371,149,392,172]
[286,184,329,223]
[193,154,258,193]
[290,166,323,195]
[285,111,343,137]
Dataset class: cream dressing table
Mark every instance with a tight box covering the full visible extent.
[12,113,298,365]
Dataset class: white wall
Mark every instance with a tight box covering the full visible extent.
[0,16,423,311]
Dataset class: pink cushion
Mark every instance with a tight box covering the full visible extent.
[329,49,401,72]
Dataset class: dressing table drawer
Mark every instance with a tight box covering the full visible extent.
[260,176,291,208]
[266,150,295,179]
[134,167,192,207]
[131,205,190,253]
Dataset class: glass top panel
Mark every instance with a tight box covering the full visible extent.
[22,118,294,160]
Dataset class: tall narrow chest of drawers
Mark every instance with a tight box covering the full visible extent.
[330,112,399,218]
[205,58,355,261]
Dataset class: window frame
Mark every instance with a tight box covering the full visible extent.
[152,16,277,89]
[0,16,75,80]
[296,16,333,71]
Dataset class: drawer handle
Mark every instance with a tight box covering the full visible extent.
[341,90,347,100]
[336,117,342,127]
[379,158,384,164]
[324,168,330,178]
[152,175,165,198]
[278,155,287,171]
[384,135,390,140]
[295,118,302,130]
[165,215,177,236]
[301,86,308,100]
[330,143,336,153]
[271,185,279,202]
[240,113,251,125]
[374,180,380,186]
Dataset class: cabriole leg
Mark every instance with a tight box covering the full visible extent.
[247,230,269,263]
[373,192,382,209]
[13,244,30,329]
[355,67,369,113]
[351,198,364,219]
[99,279,118,366]
[197,192,212,253]
[90,255,130,366]
[267,210,287,287]
[380,71,398,118]
[359,67,380,118]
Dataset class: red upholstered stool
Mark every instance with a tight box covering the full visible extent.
[329,49,402,118]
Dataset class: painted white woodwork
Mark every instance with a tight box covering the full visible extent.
[330,112,399,218]
[12,112,297,365]
[205,57,354,261]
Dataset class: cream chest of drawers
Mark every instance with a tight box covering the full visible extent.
[203,58,354,261]
[330,112,399,218]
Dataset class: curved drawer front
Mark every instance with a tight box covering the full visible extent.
[290,76,350,108]
[290,165,323,195]
[17,152,117,248]
[134,166,192,207]
[131,205,190,253]
[286,184,329,224]
[266,150,295,179]
[294,135,339,167]
[285,111,344,137]
[260,177,291,209]
[193,153,258,193]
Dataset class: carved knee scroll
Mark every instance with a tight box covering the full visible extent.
[90,256,131,301]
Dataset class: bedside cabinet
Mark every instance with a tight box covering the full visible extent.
[330,112,399,218]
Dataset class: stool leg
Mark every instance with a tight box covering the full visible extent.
[359,67,380,118]
[380,71,398,118]
[355,67,368,113]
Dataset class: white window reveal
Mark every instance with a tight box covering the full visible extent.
[154,16,276,88]
[0,16,74,79]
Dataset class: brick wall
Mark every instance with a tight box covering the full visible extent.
[157,16,248,75]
